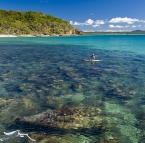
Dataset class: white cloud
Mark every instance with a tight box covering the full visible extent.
[109,17,139,24]
[140,20,145,23]
[94,20,105,25]
[132,25,136,28]
[70,21,73,25]
[85,19,94,25]
[82,30,95,32]
[70,19,94,26]
[109,25,124,28]
[125,25,130,28]
[73,22,84,26]
[70,19,105,28]
[92,24,99,28]
[92,20,105,28]
[70,21,84,26]
[70,18,144,30]
[109,24,141,28]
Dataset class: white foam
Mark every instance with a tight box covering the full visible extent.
[4,130,17,136]
[0,130,36,142]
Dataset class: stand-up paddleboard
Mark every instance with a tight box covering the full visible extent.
[82,59,102,62]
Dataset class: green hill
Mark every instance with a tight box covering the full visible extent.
[0,9,82,36]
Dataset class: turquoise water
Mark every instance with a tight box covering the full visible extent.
[1,35,145,54]
[0,35,145,142]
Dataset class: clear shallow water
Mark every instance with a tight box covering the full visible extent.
[0,35,145,142]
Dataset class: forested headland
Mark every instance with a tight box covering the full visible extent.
[0,9,82,36]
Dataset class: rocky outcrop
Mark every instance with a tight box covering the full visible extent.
[15,106,103,130]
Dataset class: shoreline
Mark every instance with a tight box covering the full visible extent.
[0,34,145,37]
[0,34,18,37]
[0,34,81,37]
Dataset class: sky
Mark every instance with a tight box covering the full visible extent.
[0,0,145,32]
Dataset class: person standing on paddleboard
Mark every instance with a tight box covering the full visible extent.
[91,54,95,61]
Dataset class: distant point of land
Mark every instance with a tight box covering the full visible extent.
[83,30,145,35]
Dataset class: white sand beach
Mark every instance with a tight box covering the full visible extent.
[0,35,17,37]
[0,34,39,37]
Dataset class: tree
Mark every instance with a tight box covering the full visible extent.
[0,9,81,35]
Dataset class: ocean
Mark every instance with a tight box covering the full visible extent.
[0,35,145,143]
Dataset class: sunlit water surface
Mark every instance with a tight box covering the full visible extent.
[0,35,145,143]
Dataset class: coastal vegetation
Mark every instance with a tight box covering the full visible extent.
[0,9,82,36]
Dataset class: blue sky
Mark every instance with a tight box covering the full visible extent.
[1,0,145,31]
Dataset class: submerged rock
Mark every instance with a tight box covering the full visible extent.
[45,93,85,109]
[15,106,103,130]
[29,132,96,143]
